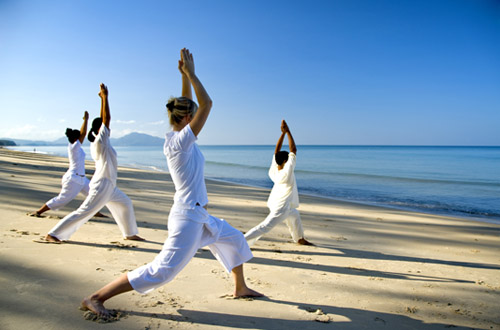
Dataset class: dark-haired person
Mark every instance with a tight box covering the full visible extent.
[43,84,143,243]
[245,120,313,246]
[81,48,261,318]
[30,111,104,217]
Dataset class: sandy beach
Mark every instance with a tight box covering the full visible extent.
[1,147,499,330]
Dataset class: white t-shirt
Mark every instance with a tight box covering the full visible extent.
[67,140,86,176]
[90,124,118,184]
[267,152,299,210]
[164,124,208,208]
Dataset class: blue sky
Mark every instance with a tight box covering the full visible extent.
[1,0,499,145]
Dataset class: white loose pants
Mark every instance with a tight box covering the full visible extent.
[48,178,138,240]
[244,204,304,246]
[46,173,90,211]
[127,205,253,294]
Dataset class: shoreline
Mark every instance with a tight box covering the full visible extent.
[1,147,500,329]
[6,146,500,225]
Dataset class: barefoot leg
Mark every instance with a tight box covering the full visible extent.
[45,234,61,243]
[125,235,145,241]
[231,264,264,298]
[81,273,133,317]
[30,204,50,217]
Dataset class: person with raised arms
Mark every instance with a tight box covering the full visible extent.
[43,84,143,243]
[81,48,262,318]
[30,111,104,218]
[245,120,313,246]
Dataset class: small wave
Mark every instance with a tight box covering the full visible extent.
[204,160,269,171]
[294,169,500,187]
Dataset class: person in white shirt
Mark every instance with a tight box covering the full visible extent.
[81,48,262,318]
[30,111,89,216]
[30,111,105,218]
[245,120,313,246]
[43,84,143,243]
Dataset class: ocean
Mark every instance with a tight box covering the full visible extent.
[10,145,500,224]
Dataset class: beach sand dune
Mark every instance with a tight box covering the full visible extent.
[1,148,499,329]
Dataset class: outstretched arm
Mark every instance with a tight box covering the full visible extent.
[99,83,110,129]
[275,121,286,155]
[179,48,212,136]
[282,120,297,154]
[79,111,89,143]
[179,56,193,100]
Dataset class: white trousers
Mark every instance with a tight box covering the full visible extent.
[244,204,304,246]
[46,173,90,211]
[127,205,253,294]
[48,178,138,240]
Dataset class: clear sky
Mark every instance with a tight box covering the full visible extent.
[1,0,499,145]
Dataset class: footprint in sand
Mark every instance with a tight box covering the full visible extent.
[82,309,125,323]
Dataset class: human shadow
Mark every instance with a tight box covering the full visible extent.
[193,251,473,284]
[66,240,164,252]
[126,296,474,330]
[250,246,500,270]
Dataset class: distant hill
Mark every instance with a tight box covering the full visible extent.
[111,132,164,146]
[0,139,16,146]
[2,132,164,147]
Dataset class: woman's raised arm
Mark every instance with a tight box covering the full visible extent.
[179,48,212,136]
[99,83,110,129]
[78,111,89,143]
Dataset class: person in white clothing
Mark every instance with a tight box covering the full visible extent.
[81,48,262,318]
[44,84,143,243]
[30,111,105,218]
[245,120,313,246]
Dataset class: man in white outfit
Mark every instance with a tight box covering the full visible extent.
[43,84,143,243]
[245,120,313,246]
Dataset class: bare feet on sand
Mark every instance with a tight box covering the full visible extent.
[81,296,110,319]
[297,238,314,246]
[93,212,108,218]
[234,287,264,298]
[125,235,145,241]
[45,234,62,243]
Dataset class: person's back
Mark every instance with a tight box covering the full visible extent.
[244,120,312,246]
[90,123,118,184]
[267,152,299,210]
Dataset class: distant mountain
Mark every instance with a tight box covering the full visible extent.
[0,139,16,146]
[111,132,164,146]
[2,132,164,147]
[0,138,64,146]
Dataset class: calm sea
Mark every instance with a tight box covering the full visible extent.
[11,145,500,224]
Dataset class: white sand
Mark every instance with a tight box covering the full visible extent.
[1,148,499,330]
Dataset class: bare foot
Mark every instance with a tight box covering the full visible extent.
[45,234,62,243]
[297,238,314,246]
[81,296,110,319]
[27,212,42,217]
[125,235,145,241]
[93,212,108,218]
[234,287,264,298]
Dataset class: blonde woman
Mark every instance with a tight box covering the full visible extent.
[81,48,262,318]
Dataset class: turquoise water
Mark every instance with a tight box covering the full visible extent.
[11,145,500,223]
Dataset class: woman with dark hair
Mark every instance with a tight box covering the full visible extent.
[81,48,262,318]
[43,84,143,243]
[30,111,104,217]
